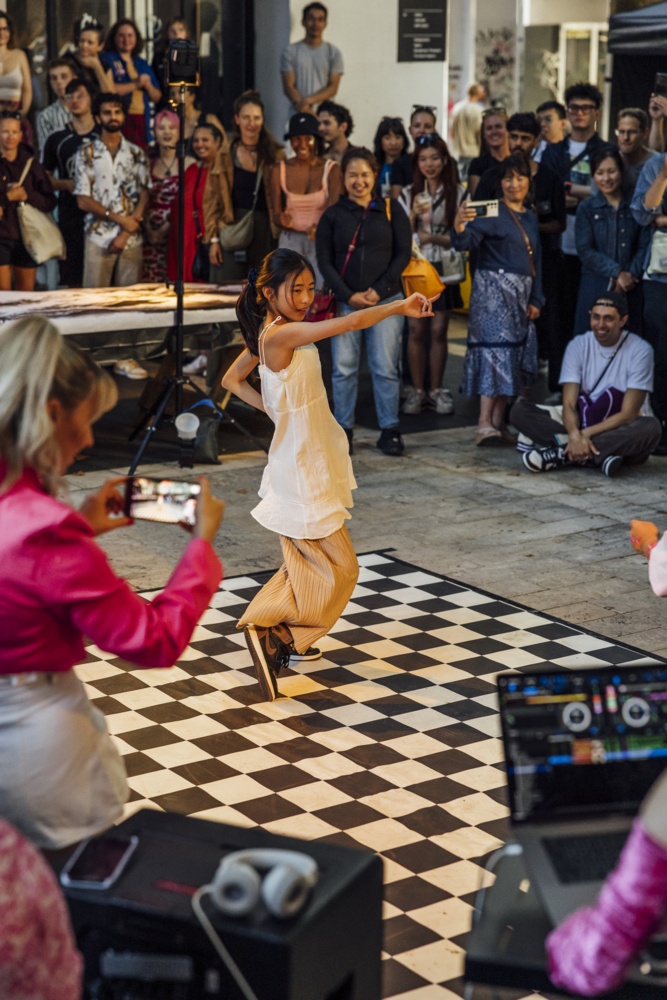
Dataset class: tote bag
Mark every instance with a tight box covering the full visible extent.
[218,166,262,251]
[15,158,66,265]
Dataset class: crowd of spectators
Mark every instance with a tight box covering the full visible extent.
[1,0,667,467]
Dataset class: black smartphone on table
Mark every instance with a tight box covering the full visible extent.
[124,476,201,526]
[60,834,138,890]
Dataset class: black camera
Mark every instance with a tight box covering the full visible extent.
[167,38,199,86]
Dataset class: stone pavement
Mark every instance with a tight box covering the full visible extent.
[67,421,667,659]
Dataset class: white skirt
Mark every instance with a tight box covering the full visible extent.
[0,670,129,850]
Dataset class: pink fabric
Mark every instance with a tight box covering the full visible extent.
[547,819,667,996]
[0,466,222,674]
[648,533,667,597]
[0,818,83,999]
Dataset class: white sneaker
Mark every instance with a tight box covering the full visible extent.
[402,387,425,414]
[428,388,454,415]
[183,354,207,375]
[113,359,148,380]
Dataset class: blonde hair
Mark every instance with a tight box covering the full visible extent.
[0,316,117,495]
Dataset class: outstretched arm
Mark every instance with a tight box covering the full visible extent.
[273,292,436,351]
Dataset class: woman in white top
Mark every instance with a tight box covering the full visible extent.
[399,133,465,416]
[0,14,32,141]
[222,247,436,701]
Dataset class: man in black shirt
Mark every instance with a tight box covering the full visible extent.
[475,112,566,389]
[41,77,98,287]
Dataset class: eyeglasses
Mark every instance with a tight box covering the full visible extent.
[567,103,597,114]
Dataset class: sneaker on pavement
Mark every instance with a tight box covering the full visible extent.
[522,445,563,473]
[377,426,405,456]
[113,359,148,380]
[289,646,322,663]
[602,455,623,477]
[516,433,534,453]
[183,354,208,375]
[243,624,292,701]
[428,388,454,414]
[402,388,425,414]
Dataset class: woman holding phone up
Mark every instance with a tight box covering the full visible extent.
[452,152,543,445]
[222,248,436,702]
[0,318,224,850]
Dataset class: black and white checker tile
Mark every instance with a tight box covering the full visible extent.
[77,552,663,1000]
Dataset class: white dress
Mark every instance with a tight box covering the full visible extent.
[252,317,357,540]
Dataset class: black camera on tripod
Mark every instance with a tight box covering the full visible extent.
[167,38,199,87]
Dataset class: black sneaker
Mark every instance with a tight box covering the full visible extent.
[344,427,354,455]
[522,445,563,472]
[289,646,322,663]
[243,624,292,701]
[377,426,404,456]
[602,455,623,477]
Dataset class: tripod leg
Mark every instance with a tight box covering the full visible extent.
[128,380,178,475]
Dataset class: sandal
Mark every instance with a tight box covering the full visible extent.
[475,426,503,447]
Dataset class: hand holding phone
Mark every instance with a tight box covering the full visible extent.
[80,477,133,536]
[467,200,499,218]
[124,476,201,526]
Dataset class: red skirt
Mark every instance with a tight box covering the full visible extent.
[122,113,147,152]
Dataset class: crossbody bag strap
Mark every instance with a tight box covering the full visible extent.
[16,157,33,188]
[193,164,204,239]
[249,160,263,212]
[587,332,630,396]
[507,206,536,278]
[340,202,371,278]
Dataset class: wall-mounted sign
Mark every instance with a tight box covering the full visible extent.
[397,2,447,62]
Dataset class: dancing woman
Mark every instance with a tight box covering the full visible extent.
[222,248,436,701]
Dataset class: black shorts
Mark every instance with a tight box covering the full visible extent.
[0,237,35,269]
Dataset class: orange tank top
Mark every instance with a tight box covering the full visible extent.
[280,159,334,232]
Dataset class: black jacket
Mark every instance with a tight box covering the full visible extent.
[315,195,412,303]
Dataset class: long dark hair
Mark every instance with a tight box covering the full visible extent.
[232,90,282,167]
[105,18,144,58]
[237,250,316,357]
[410,135,458,229]
[373,117,409,166]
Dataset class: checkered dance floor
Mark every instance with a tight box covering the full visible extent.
[78,552,663,1000]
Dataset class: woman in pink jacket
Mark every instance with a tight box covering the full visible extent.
[0,317,224,850]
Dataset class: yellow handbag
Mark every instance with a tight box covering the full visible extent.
[383,198,445,298]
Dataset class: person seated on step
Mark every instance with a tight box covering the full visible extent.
[510,291,661,478]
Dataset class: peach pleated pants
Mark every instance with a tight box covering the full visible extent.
[237,525,359,654]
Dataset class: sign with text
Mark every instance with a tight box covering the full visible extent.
[397,2,447,62]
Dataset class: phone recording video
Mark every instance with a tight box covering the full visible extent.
[124,477,200,526]
[468,199,499,218]
[60,834,138,890]
[655,73,667,98]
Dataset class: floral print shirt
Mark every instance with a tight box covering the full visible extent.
[73,134,151,249]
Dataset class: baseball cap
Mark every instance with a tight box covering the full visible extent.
[284,112,320,140]
[590,290,628,317]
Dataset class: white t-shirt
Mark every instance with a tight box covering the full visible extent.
[562,139,588,255]
[559,330,654,415]
[532,138,547,163]
[280,40,344,108]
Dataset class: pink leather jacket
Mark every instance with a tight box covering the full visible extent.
[0,465,222,673]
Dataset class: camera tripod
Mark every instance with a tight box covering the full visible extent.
[127,81,267,475]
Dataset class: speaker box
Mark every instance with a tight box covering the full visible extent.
[60,809,383,1000]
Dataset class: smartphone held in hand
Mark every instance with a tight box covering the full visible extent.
[468,200,499,218]
[124,476,201,526]
[655,73,667,98]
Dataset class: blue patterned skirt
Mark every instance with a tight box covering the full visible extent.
[462,269,539,397]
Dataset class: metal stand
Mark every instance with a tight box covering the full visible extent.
[128,84,267,476]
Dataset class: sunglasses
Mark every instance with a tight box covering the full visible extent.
[415,132,441,147]
[381,116,404,126]
[0,111,21,121]
[483,107,507,118]
[411,105,436,114]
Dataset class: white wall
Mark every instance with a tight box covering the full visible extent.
[526,0,609,25]
[287,0,448,149]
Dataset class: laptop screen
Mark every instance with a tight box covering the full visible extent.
[498,665,667,822]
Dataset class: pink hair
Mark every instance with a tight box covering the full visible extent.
[154,109,179,130]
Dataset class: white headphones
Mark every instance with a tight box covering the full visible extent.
[209,849,319,920]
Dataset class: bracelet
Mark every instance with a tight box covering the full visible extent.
[210,237,220,243]
[105,209,110,219]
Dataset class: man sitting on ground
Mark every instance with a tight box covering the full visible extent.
[511,292,661,477]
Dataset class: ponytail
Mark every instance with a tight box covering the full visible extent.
[236,249,315,357]
[0,316,117,495]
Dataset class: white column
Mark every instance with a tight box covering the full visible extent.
[513,0,524,111]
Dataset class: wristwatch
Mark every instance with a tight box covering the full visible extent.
[105,209,110,218]
[210,237,220,243]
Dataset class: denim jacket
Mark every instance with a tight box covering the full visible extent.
[631,153,667,284]
[575,190,650,280]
